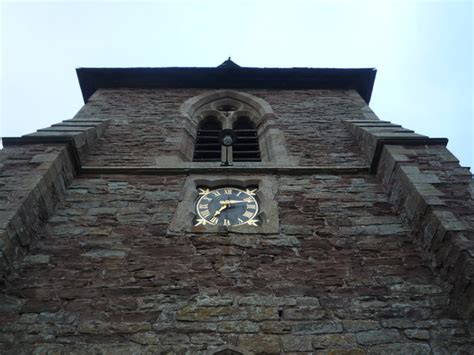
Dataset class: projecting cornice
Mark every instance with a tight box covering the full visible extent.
[76,66,377,104]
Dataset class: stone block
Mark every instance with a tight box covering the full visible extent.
[355,329,401,345]
[281,335,313,351]
[247,307,279,321]
[293,321,343,335]
[30,153,58,164]
[296,297,321,306]
[37,311,77,324]
[261,235,300,247]
[433,210,467,232]
[215,321,259,333]
[0,294,22,312]
[78,320,151,334]
[457,281,474,319]
[190,333,225,345]
[176,306,246,322]
[0,211,16,229]
[23,254,50,265]
[369,343,431,354]
[281,224,313,235]
[312,333,357,349]
[343,320,380,332]
[0,229,14,252]
[404,329,430,340]
[195,295,234,306]
[87,207,117,215]
[238,334,280,353]
[130,331,161,345]
[260,320,293,334]
[283,307,327,320]
[81,249,127,258]
[159,333,190,345]
[238,296,297,307]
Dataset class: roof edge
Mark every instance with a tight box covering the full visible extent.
[76,66,377,103]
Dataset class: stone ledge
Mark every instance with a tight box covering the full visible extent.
[342,118,448,172]
[80,165,370,176]
[3,119,110,166]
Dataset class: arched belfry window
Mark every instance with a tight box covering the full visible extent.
[232,117,260,162]
[181,90,292,165]
[193,116,222,162]
[190,97,262,164]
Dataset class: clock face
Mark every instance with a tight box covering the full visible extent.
[195,187,259,227]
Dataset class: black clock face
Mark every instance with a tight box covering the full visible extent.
[195,187,259,226]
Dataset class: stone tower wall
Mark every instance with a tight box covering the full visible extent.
[0,88,472,353]
[81,89,369,167]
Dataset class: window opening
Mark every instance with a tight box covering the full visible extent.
[233,117,261,162]
[193,116,222,162]
[182,91,286,164]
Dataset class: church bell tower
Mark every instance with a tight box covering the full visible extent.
[0,60,473,353]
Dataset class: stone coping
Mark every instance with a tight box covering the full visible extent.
[2,119,110,166]
[343,118,448,172]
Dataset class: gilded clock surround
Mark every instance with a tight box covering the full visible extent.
[169,175,279,234]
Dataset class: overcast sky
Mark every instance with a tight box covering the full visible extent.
[1,0,472,169]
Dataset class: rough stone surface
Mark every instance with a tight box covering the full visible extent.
[1,87,473,353]
[0,144,75,279]
[82,89,369,167]
[343,91,474,320]
[376,144,474,318]
[1,173,472,353]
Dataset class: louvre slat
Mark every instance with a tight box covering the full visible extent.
[194,125,260,162]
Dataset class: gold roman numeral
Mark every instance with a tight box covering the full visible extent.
[212,190,221,197]
[247,204,256,210]
[198,203,209,210]
[243,211,254,218]
[243,197,253,203]
[200,210,210,218]
[198,188,210,195]
[245,188,257,196]
[223,219,231,226]
[210,217,219,224]
[224,188,232,195]
[246,219,258,226]
[194,218,209,226]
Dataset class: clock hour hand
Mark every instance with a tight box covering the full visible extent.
[219,200,246,204]
[213,202,229,217]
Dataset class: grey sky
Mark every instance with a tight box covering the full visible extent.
[1,0,472,169]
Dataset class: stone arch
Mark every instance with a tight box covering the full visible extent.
[179,90,293,164]
[181,90,274,122]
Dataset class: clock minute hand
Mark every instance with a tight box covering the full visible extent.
[219,200,246,204]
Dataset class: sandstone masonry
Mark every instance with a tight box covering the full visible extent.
[0,66,472,354]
